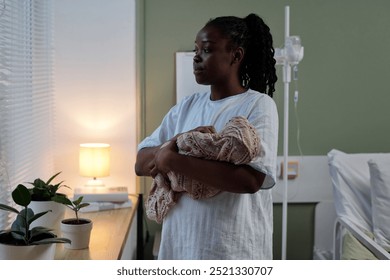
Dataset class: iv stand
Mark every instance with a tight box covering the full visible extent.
[274,6,304,260]
[282,6,290,261]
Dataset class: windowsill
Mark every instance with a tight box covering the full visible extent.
[55,194,138,260]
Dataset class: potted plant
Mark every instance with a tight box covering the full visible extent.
[54,195,92,250]
[27,171,70,228]
[0,184,70,260]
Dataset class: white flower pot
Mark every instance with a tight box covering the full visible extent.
[29,200,66,229]
[60,218,93,250]
[0,243,56,260]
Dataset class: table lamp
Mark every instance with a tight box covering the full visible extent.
[79,143,110,187]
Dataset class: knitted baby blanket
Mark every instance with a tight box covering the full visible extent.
[145,116,261,223]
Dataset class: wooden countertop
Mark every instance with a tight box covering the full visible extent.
[55,194,138,260]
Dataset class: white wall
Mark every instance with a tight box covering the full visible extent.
[53,0,137,194]
[272,155,333,203]
[272,155,336,259]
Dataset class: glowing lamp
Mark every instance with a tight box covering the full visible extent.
[79,143,110,187]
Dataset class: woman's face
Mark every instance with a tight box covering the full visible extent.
[193,26,236,86]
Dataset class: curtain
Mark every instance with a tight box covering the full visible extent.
[0,0,54,229]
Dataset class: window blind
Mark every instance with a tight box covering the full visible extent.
[0,0,54,229]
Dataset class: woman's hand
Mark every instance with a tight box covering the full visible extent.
[151,126,216,177]
[150,140,178,178]
[136,125,216,179]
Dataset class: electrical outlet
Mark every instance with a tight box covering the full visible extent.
[279,161,299,179]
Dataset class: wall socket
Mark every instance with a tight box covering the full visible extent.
[279,161,299,179]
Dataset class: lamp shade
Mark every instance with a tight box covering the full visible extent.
[79,143,110,178]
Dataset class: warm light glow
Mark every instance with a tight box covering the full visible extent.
[79,143,111,180]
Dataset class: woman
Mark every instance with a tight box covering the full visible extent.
[135,13,278,259]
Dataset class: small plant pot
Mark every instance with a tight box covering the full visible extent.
[60,218,93,250]
[29,200,66,228]
[0,243,56,260]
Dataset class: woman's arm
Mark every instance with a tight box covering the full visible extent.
[152,140,265,194]
[134,146,161,177]
[135,126,216,177]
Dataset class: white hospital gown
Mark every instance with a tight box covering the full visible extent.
[138,89,278,259]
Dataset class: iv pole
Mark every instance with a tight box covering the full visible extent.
[282,5,290,261]
[274,6,304,260]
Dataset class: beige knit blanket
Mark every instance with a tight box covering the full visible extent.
[145,116,261,223]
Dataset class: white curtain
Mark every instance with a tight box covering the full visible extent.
[0,0,54,229]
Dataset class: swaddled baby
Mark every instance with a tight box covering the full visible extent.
[145,116,262,223]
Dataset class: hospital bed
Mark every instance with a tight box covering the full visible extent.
[327,149,390,260]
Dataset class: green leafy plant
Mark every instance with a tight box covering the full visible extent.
[27,171,70,201]
[54,196,90,224]
[0,184,70,246]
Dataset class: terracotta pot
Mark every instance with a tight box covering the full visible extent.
[0,243,56,260]
[60,218,93,250]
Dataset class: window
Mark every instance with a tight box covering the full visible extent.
[0,0,54,228]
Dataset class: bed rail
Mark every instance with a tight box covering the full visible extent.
[333,217,390,260]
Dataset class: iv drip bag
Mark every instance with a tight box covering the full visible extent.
[285,36,304,65]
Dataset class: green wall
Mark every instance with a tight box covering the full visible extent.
[273,203,316,259]
[142,0,390,156]
[139,0,390,259]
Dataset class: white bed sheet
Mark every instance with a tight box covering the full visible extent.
[327,149,390,259]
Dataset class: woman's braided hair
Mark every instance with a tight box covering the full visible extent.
[205,14,277,97]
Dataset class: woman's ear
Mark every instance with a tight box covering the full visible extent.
[231,47,244,65]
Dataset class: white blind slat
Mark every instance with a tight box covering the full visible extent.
[0,0,54,229]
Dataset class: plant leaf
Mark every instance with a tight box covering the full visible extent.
[10,230,27,244]
[33,178,45,188]
[31,237,71,245]
[78,203,90,209]
[0,230,27,245]
[73,196,83,206]
[12,211,28,233]
[29,228,70,244]
[52,195,72,206]
[30,227,55,236]
[0,203,20,214]
[45,171,61,185]
[28,210,51,225]
[12,184,31,207]
[29,230,55,244]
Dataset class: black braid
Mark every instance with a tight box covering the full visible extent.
[205,14,277,97]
